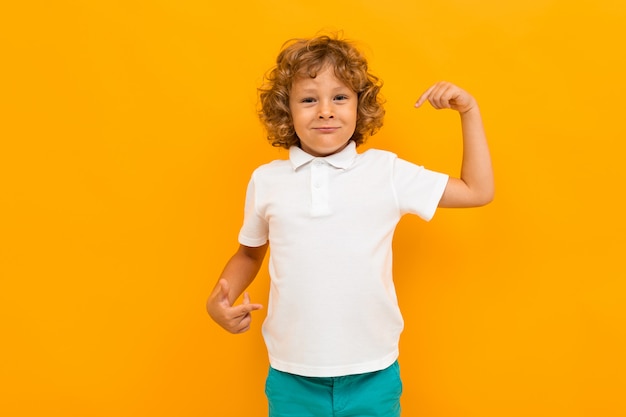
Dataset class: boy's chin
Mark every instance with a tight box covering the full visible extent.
[301,140,351,157]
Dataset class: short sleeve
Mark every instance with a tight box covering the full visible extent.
[238,175,269,247]
[393,157,449,221]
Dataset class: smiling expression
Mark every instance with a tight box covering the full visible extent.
[289,66,358,157]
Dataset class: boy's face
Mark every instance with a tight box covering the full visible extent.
[289,66,358,157]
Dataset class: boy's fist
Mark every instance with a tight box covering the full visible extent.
[207,279,263,334]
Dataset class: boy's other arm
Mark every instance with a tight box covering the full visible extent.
[415,82,494,208]
[206,243,268,334]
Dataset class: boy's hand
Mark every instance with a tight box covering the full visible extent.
[207,279,263,334]
[415,81,477,114]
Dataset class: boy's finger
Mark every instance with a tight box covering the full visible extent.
[414,84,437,108]
[239,303,263,317]
[236,321,252,334]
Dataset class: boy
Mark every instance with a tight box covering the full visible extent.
[207,34,493,416]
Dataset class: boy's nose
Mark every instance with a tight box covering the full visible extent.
[318,105,334,119]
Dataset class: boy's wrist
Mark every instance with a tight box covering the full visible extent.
[460,104,480,118]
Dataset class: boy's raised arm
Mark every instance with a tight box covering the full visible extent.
[206,243,268,334]
[415,81,494,208]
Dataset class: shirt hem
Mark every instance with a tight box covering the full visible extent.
[238,234,267,247]
[268,350,399,378]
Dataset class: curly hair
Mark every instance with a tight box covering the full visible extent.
[258,34,385,149]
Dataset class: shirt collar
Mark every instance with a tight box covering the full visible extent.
[289,141,357,171]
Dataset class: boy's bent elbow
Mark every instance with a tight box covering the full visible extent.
[476,187,495,207]
[458,192,494,208]
[439,178,494,208]
[469,183,495,207]
[468,175,495,207]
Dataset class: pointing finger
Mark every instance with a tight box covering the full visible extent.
[239,296,263,317]
[239,303,263,316]
[415,84,437,108]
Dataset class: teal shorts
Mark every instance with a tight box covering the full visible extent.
[265,361,402,417]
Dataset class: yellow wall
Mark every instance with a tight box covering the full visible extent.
[1,0,625,416]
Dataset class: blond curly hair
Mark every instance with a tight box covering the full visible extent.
[258,34,385,149]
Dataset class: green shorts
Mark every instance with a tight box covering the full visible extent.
[265,361,402,417]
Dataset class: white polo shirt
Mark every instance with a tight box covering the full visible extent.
[239,141,448,377]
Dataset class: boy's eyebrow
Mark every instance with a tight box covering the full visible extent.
[294,86,353,93]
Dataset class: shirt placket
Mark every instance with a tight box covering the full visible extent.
[310,159,331,217]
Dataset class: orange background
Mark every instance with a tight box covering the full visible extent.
[1,1,625,416]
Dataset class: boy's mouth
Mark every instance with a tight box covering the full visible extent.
[314,127,339,133]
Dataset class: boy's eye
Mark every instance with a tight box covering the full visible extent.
[334,94,349,101]
[301,97,316,103]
